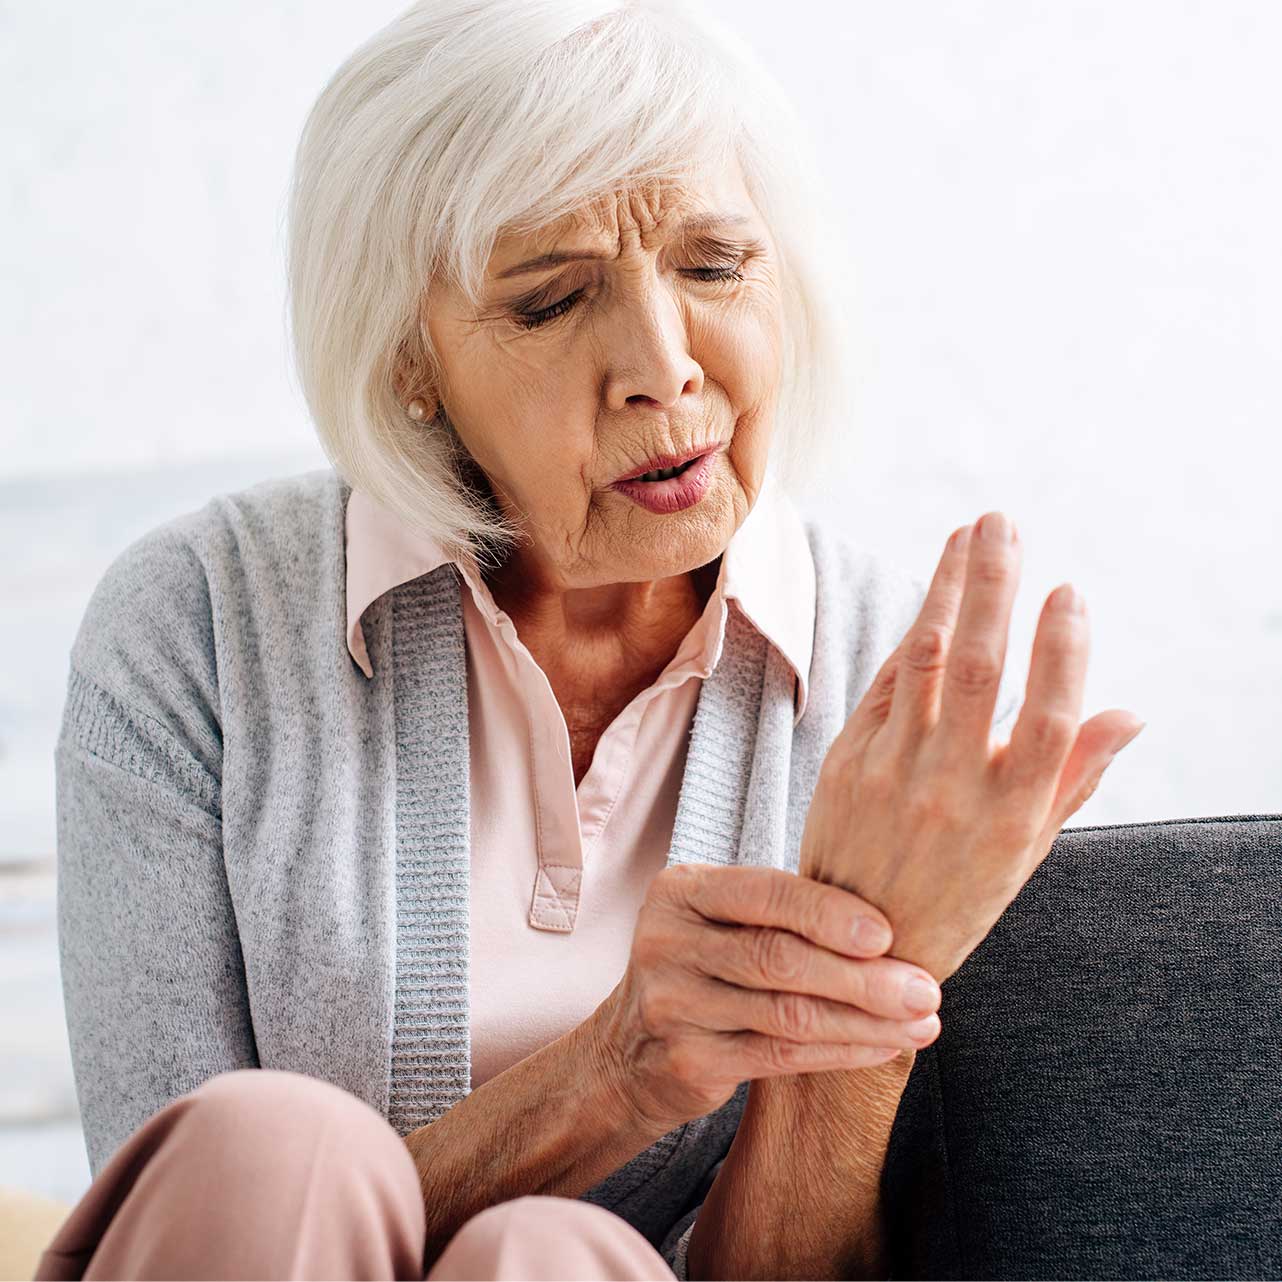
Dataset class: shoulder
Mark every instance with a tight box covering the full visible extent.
[64,467,348,774]
[70,465,345,681]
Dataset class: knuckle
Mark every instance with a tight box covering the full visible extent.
[636,984,673,1034]
[820,737,858,790]
[1077,769,1106,806]
[773,990,817,1040]
[949,646,1001,695]
[765,1035,807,1072]
[859,751,899,801]
[658,861,704,898]
[902,780,956,827]
[873,656,900,697]
[1024,708,1078,755]
[764,928,805,984]
[631,927,658,969]
[971,557,1010,586]
[752,927,805,987]
[664,1041,703,1089]
[903,624,951,673]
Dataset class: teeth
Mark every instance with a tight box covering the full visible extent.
[637,462,688,482]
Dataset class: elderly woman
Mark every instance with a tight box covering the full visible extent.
[38,1,1144,1280]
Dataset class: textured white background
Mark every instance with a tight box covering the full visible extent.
[2,0,1278,1207]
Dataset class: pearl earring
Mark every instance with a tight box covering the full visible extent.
[406,398,432,422]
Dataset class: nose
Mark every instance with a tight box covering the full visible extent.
[601,283,704,412]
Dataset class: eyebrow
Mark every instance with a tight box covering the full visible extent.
[492,212,757,279]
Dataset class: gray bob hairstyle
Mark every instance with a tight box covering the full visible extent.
[286,0,852,567]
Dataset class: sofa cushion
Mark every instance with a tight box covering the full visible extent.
[882,813,1282,1281]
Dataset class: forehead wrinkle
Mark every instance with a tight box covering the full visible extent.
[493,184,755,279]
[589,183,714,246]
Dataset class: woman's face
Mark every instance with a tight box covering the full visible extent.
[417,156,785,592]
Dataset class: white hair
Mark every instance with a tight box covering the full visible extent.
[285,0,853,568]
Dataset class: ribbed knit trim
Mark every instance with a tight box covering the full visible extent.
[667,604,769,869]
[387,565,474,1136]
[59,666,222,817]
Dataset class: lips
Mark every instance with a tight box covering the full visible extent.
[610,448,717,514]
[612,444,717,484]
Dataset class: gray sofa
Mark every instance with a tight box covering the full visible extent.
[881,813,1282,1280]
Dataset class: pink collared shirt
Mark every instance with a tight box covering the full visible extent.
[346,471,815,1089]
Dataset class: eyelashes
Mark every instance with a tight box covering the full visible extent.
[515,290,582,330]
[514,265,747,331]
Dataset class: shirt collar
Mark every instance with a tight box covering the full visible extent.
[345,469,814,724]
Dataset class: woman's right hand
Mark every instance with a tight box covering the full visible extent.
[587,864,944,1136]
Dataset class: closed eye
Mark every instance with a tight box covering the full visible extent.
[514,265,747,331]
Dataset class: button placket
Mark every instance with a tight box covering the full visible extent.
[526,672,585,934]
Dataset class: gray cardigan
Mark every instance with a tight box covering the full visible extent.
[53,466,1020,1277]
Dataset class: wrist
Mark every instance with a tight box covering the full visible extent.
[577,998,672,1145]
[688,1056,912,1282]
[745,1051,917,1171]
[798,866,956,983]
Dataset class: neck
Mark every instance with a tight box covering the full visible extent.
[483,554,722,712]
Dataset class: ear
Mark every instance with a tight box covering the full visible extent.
[390,334,437,406]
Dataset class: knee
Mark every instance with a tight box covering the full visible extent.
[458,1195,634,1245]
[194,1067,368,1124]
[441,1197,662,1280]
[181,1069,415,1186]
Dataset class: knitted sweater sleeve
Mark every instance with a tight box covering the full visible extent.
[54,526,258,1180]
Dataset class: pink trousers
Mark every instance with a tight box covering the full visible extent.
[32,1068,678,1281]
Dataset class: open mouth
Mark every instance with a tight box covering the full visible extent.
[632,456,702,483]
[609,447,717,514]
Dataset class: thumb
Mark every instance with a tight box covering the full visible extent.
[1048,711,1146,825]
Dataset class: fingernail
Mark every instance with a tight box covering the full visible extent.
[907,1013,941,1044]
[853,918,892,952]
[1112,721,1147,755]
[904,977,941,1015]
[977,512,1013,543]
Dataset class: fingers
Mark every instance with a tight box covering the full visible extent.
[879,523,974,752]
[660,864,941,1020]
[689,917,943,1020]
[686,970,942,1050]
[996,581,1089,813]
[665,863,897,961]
[936,512,1023,761]
[1034,709,1147,839]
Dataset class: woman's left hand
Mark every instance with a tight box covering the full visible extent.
[798,511,1146,985]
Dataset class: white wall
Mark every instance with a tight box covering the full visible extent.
[5,0,1278,833]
